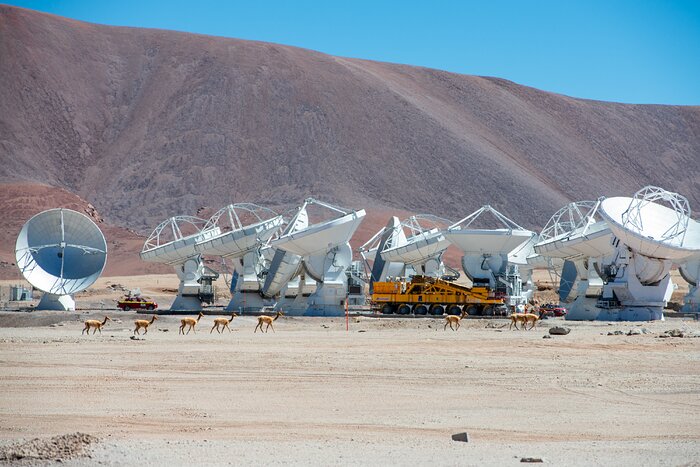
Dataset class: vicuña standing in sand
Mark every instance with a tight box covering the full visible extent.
[134,315,158,335]
[179,312,204,335]
[254,311,283,333]
[82,316,111,335]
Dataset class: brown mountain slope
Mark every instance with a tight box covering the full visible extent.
[1,5,699,236]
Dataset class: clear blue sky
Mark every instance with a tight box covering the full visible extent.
[7,0,700,105]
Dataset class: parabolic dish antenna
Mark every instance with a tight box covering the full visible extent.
[270,198,366,315]
[380,215,452,267]
[444,205,535,308]
[534,200,614,260]
[193,204,284,312]
[599,187,700,261]
[140,216,220,265]
[533,200,613,320]
[194,204,283,258]
[444,205,534,255]
[15,208,107,310]
[271,199,365,257]
[140,216,221,311]
[596,186,700,321]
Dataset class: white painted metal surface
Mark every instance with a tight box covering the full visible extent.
[15,208,107,296]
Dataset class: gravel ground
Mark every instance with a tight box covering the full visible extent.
[0,311,699,466]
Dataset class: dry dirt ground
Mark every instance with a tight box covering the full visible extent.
[0,309,699,466]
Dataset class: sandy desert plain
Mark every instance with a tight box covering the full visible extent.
[0,272,698,466]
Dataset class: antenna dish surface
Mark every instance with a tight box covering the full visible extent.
[195,204,283,258]
[599,187,700,260]
[140,216,221,264]
[15,208,107,295]
[445,205,534,255]
[272,207,366,257]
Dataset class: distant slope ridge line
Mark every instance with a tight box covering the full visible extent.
[0,4,698,239]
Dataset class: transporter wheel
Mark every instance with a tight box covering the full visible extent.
[465,305,479,316]
[429,304,445,315]
[381,304,395,314]
[123,305,130,311]
[147,305,154,311]
[484,305,496,316]
[414,304,428,315]
[447,305,462,315]
[397,304,412,315]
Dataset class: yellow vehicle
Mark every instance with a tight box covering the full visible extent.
[371,275,507,316]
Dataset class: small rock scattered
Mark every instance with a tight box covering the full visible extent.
[542,335,552,339]
[549,327,570,335]
[627,328,642,335]
[129,336,144,341]
[607,330,624,336]
[451,432,469,442]
[521,457,543,463]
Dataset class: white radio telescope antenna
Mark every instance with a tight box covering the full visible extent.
[444,205,535,311]
[15,208,107,310]
[194,203,284,312]
[269,198,366,316]
[140,215,221,311]
[597,186,700,320]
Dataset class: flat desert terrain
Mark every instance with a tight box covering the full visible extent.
[0,308,699,466]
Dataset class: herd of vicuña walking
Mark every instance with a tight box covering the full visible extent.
[82,309,540,335]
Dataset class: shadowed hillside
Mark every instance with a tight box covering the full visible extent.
[1,5,699,275]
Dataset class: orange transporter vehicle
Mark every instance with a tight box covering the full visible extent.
[371,275,507,316]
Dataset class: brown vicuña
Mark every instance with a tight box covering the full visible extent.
[211,313,238,334]
[254,311,283,333]
[509,313,527,330]
[134,315,158,335]
[523,313,540,330]
[82,316,111,335]
[179,312,204,335]
[444,310,467,331]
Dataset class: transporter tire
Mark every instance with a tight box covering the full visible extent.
[484,305,496,316]
[447,305,462,315]
[429,304,445,315]
[465,305,480,316]
[123,305,130,311]
[397,304,412,315]
[381,304,395,314]
[414,304,428,315]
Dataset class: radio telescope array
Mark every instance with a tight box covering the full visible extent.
[534,186,700,321]
[15,208,107,310]
[444,205,535,311]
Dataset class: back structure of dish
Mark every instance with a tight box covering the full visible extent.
[444,205,535,308]
[194,203,284,312]
[269,198,366,316]
[597,186,700,321]
[140,216,221,312]
[534,199,614,320]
